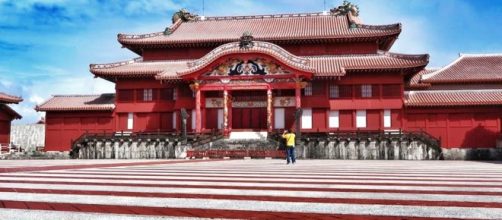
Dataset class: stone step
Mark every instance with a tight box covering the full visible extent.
[229,131,268,140]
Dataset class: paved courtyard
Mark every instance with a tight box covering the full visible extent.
[0,159,502,219]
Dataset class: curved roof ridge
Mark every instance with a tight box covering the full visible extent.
[35,93,116,112]
[178,41,314,77]
[356,23,401,31]
[407,89,502,94]
[52,93,115,97]
[118,18,183,40]
[421,55,464,80]
[459,53,502,57]
[0,92,23,104]
[378,50,430,61]
[199,11,328,21]
[90,57,143,69]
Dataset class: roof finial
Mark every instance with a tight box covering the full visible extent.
[172,9,197,24]
[239,31,255,49]
[330,0,359,17]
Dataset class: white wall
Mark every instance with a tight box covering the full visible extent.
[329,110,339,128]
[301,108,312,129]
[384,109,391,128]
[127,113,134,130]
[274,108,285,129]
[356,110,366,128]
[217,109,223,129]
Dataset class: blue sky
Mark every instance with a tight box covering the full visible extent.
[1,0,502,124]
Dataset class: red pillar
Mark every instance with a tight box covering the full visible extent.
[267,88,273,132]
[195,89,202,133]
[295,83,302,109]
[223,89,229,136]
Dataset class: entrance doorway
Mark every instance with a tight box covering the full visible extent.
[232,108,267,129]
[231,90,267,130]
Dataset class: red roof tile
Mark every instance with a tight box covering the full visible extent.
[407,68,439,89]
[91,42,428,81]
[404,90,502,107]
[36,94,115,112]
[310,52,428,77]
[118,13,400,51]
[421,54,502,83]
[90,58,187,81]
[0,92,22,104]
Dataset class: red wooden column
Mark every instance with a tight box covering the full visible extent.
[195,88,202,133]
[223,89,229,136]
[267,88,273,132]
[295,80,302,109]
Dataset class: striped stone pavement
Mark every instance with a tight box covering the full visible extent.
[1,159,502,219]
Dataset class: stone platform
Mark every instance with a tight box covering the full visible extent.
[1,159,502,219]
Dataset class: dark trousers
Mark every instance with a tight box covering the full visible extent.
[286,147,296,164]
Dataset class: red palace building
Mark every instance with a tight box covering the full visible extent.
[36,6,502,152]
[0,93,22,147]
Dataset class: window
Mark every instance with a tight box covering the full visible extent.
[143,89,153,101]
[339,85,353,99]
[383,109,391,128]
[312,81,324,96]
[382,84,401,98]
[328,110,339,128]
[118,90,134,102]
[356,110,367,128]
[304,83,313,96]
[301,108,312,129]
[172,112,177,129]
[329,84,339,98]
[127,113,134,130]
[361,85,372,98]
[173,88,178,100]
[160,88,174,101]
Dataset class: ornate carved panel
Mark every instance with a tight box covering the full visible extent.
[206,97,296,108]
[206,58,291,76]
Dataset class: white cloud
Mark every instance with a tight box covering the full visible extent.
[28,94,45,105]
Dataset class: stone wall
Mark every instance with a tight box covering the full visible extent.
[76,138,440,160]
[10,124,45,151]
[296,140,439,160]
[76,139,188,159]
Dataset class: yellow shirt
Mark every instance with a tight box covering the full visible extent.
[282,133,296,147]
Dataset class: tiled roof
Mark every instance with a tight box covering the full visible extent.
[407,68,439,89]
[404,90,502,107]
[91,47,428,81]
[0,92,22,104]
[118,13,400,51]
[90,58,187,81]
[310,52,429,77]
[0,104,21,119]
[36,94,115,112]
[421,54,502,83]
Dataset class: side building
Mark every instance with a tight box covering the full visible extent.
[0,92,22,147]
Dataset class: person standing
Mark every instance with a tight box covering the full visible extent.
[282,129,296,164]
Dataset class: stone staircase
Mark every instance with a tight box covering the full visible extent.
[187,131,284,159]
